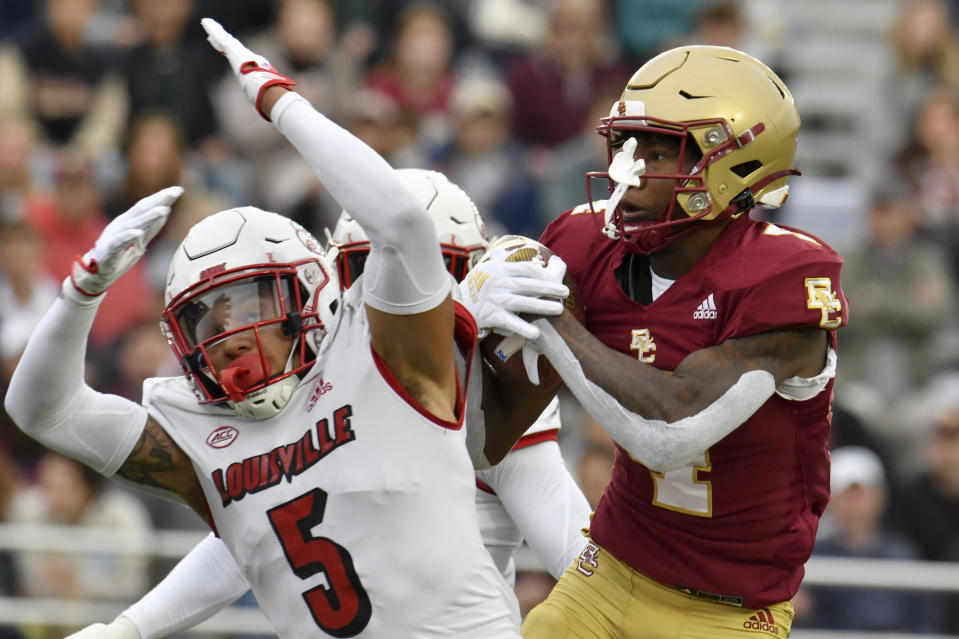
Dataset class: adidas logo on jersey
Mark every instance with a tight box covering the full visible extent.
[306,378,333,412]
[743,609,779,635]
[693,293,718,320]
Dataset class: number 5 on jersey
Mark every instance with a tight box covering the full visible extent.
[268,488,372,637]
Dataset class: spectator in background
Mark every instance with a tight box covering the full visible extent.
[468,0,549,56]
[100,320,179,403]
[435,75,538,237]
[886,0,959,146]
[345,88,426,170]
[213,0,363,221]
[121,0,220,149]
[365,2,457,148]
[895,87,959,271]
[0,221,59,383]
[678,0,775,65]
[612,0,702,66]
[683,1,745,49]
[506,0,626,152]
[536,84,620,227]
[274,87,432,236]
[27,148,155,351]
[8,452,153,611]
[0,447,23,639]
[103,110,227,291]
[0,115,42,223]
[836,179,956,403]
[799,446,943,633]
[0,0,126,160]
[889,402,959,634]
[104,111,187,220]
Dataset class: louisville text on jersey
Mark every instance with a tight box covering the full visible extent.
[212,404,355,506]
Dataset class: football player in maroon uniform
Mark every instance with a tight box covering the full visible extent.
[467,45,849,638]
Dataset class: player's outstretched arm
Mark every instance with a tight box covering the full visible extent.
[475,400,591,579]
[65,534,249,639]
[3,187,203,507]
[528,312,827,471]
[202,17,457,417]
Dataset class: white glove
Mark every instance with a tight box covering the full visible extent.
[65,616,141,639]
[201,17,296,121]
[70,186,183,298]
[459,248,568,340]
[521,339,545,386]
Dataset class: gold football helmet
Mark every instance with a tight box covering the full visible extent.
[590,45,801,253]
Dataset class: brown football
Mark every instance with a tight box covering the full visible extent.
[477,235,586,392]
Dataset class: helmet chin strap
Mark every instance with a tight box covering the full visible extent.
[635,229,666,253]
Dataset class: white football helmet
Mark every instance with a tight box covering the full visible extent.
[326,169,489,287]
[161,207,340,420]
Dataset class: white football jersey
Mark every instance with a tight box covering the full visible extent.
[144,286,520,638]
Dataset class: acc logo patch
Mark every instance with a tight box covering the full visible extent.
[207,425,239,449]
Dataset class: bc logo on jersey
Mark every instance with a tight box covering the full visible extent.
[212,404,355,506]
[804,277,842,329]
[576,541,601,576]
[630,329,657,363]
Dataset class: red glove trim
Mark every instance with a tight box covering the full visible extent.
[255,79,296,121]
[69,256,104,298]
[238,61,297,121]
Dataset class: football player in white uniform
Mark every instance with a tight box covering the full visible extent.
[4,20,572,639]
[60,169,590,639]
[326,170,589,587]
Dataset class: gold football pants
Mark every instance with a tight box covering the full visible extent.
[522,539,794,639]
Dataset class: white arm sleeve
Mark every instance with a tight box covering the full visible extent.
[475,440,591,580]
[270,92,449,314]
[531,319,776,472]
[3,281,146,476]
[122,533,249,639]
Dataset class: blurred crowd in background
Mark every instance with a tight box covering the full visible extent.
[1,0,959,636]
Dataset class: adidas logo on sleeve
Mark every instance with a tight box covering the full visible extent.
[693,293,718,320]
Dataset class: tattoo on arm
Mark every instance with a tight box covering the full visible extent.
[117,418,207,515]
[118,419,180,488]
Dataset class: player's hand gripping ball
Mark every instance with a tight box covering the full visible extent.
[477,235,586,390]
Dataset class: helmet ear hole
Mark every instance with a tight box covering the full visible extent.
[731,160,763,178]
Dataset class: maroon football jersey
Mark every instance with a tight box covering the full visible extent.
[540,205,848,609]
